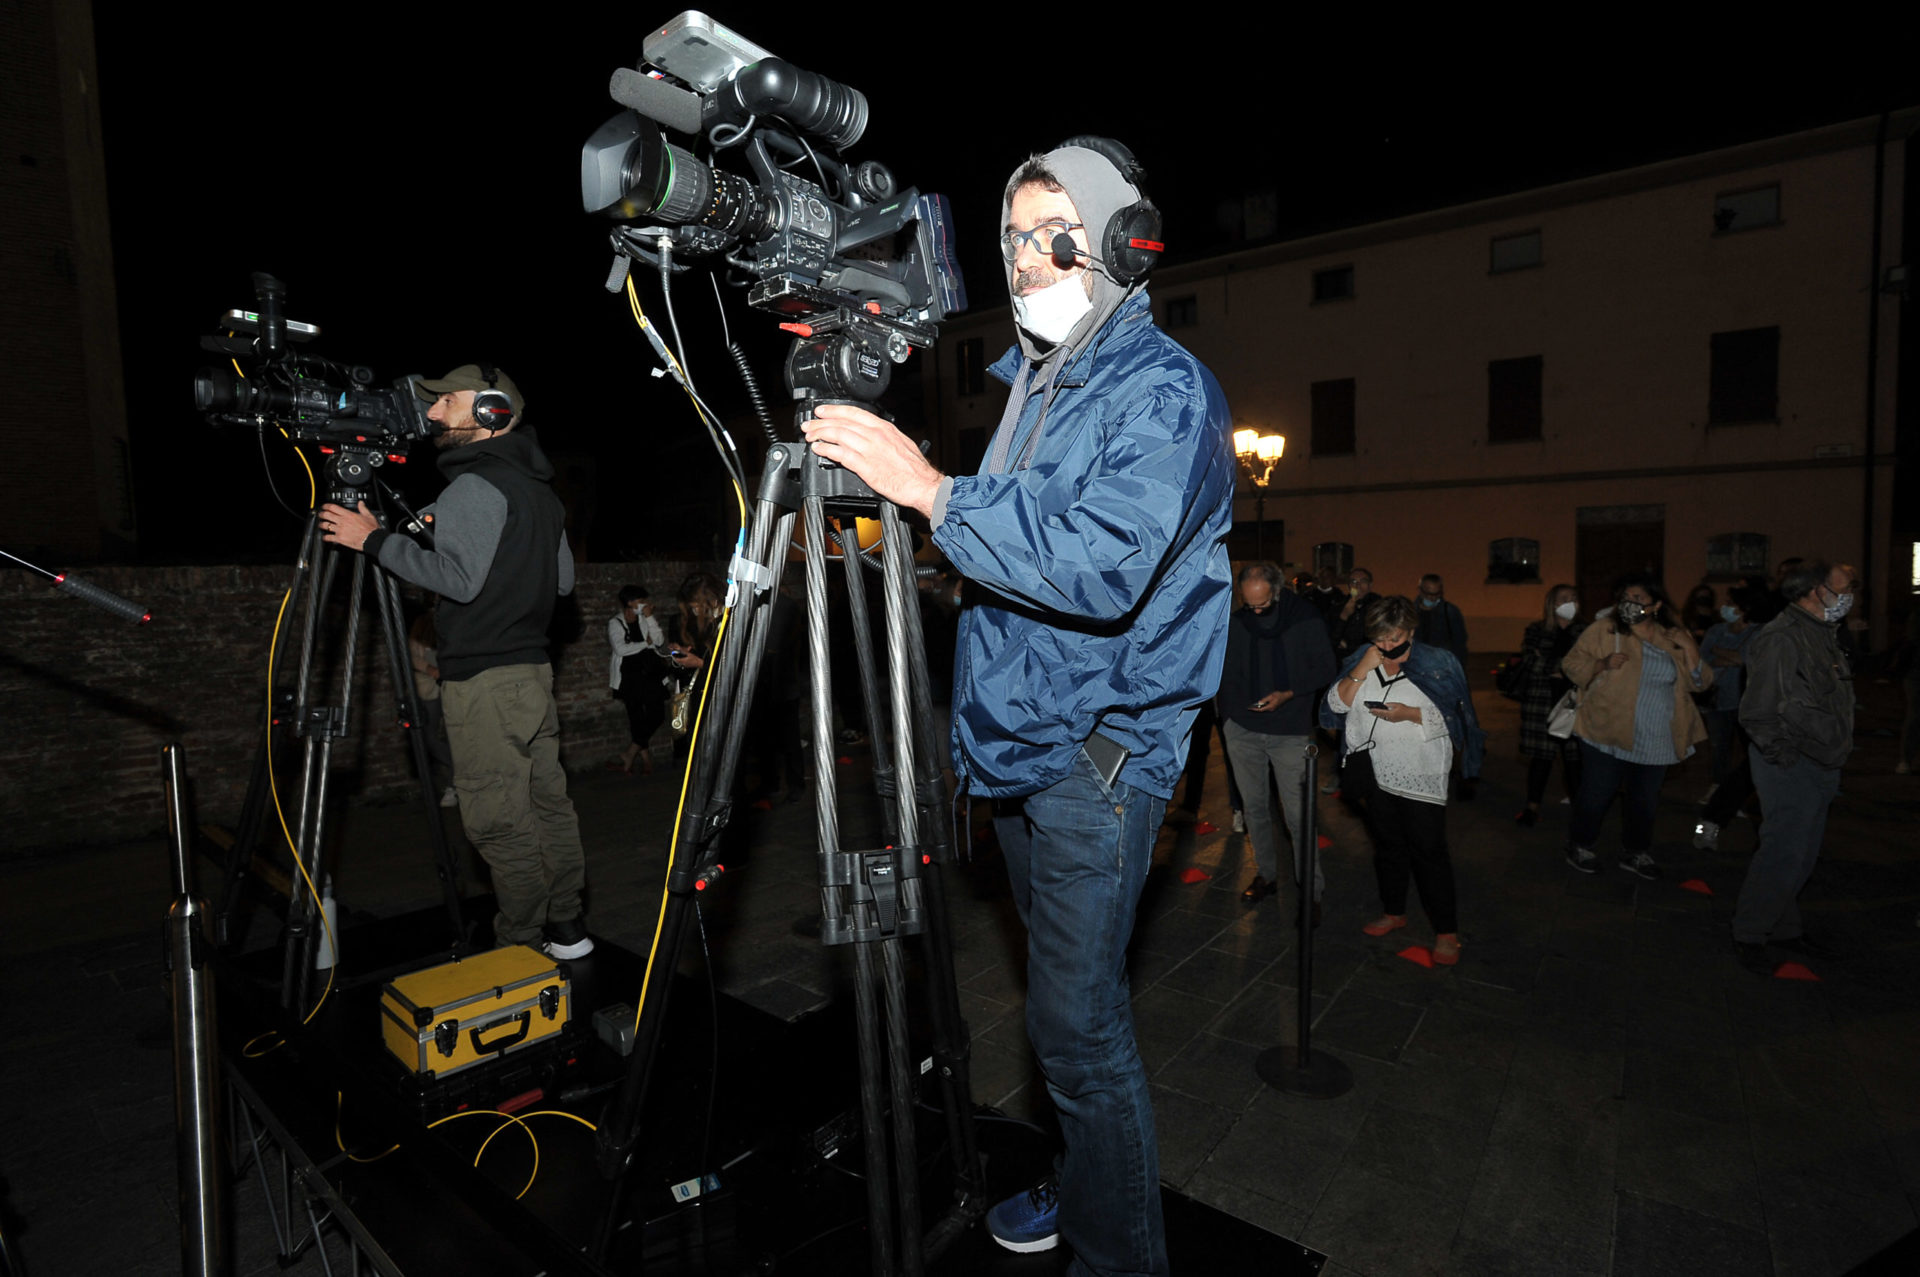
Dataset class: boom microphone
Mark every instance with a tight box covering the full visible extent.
[1050,233,1096,271]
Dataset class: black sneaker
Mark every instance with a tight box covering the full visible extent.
[1774,934,1840,960]
[1565,845,1599,874]
[1735,941,1776,977]
[1619,853,1661,880]
[542,916,595,960]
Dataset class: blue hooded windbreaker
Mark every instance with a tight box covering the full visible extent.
[932,292,1235,799]
[1319,641,1488,779]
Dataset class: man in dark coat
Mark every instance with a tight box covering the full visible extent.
[1731,561,1857,975]
[1414,573,1471,669]
[1220,562,1337,910]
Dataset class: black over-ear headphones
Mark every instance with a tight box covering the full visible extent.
[1056,134,1164,286]
[472,362,514,430]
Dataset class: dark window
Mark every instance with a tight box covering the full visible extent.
[1490,230,1542,273]
[1714,185,1780,234]
[1313,542,1354,580]
[1164,295,1198,328]
[1709,326,1780,424]
[1706,532,1770,578]
[1310,378,1356,456]
[1488,537,1541,584]
[955,337,985,398]
[1487,356,1544,443]
[1312,265,1355,303]
[1227,516,1284,563]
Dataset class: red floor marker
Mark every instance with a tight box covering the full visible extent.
[1317,835,1333,850]
[1774,961,1821,982]
[1194,820,1219,835]
[1397,945,1434,968]
[837,755,853,766]
[753,798,772,811]
[1679,879,1714,896]
[1178,867,1211,884]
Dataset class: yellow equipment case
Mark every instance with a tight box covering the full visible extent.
[380,945,572,1080]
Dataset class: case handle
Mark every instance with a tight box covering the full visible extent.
[469,1012,531,1054]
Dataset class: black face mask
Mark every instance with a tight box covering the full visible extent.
[1379,639,1411,661]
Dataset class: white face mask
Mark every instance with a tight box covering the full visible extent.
[1011,275,1093,345]
[1554,601,1578,621]
[1823,592,1854,623]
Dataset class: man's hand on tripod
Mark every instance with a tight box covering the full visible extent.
[801,404,944,521]
[320,501,379,554]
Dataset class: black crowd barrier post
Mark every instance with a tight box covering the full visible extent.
[1255,741,1355,1099]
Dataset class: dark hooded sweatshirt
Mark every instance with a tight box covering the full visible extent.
[364,428,573,682]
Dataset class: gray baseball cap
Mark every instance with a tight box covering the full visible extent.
[414,364,524,416]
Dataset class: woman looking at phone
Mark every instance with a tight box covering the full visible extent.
[1323,596,1484,965]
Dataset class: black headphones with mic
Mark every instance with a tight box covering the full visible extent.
[472,362,514,431]
[1050,135,1164,286]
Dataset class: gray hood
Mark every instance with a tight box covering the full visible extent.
[1001,144,1149,365]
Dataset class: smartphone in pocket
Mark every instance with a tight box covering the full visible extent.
[1083,732,1131,789]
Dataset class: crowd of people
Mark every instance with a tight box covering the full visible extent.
[1171,554,1887,988]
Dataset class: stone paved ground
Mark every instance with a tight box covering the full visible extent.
[4,666,1916,1274]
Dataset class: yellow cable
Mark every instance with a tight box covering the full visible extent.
[633,603,735,1036]
[230,358,336,1052]
[262,459,336,1028]
[427,1108,540,1199]
[621,275,753,1038]
[334,1091,401,1162]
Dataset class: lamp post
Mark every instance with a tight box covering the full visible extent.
[1233,427,1286,561]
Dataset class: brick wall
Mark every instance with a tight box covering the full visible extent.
[0,560,706,852]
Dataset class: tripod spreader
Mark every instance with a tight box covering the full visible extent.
[823,846,926,945]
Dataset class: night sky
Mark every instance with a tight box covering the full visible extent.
[92,7,1915,561]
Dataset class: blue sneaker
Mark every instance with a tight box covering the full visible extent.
[986,1176,1060,1253]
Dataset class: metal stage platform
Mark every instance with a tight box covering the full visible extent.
[218,903,1325,1274]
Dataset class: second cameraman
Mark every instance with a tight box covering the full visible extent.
[321,365,593,961]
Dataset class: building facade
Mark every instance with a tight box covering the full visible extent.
[0,0,135,562]
[922,114,1914,652]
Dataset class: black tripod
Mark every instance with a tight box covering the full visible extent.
[215,450,469,1009]
[590,349,987,1275]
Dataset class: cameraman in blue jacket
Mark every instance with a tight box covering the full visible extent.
[804,138,1232,1277]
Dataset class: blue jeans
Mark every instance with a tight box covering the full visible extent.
[994,749,1167,1277]
[1569,739,1667,856]
[1732,747,1843,944]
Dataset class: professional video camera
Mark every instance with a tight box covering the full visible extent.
[195,272,435,450]
[581,11,966,404]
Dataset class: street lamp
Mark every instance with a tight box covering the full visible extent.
[1233,427,1286,560]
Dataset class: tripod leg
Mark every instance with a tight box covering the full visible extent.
[590,495,795,1262]
[836,523,899,838]
[281,535,340,1012]
[699,498,788,805]
[803,496,852,939]
[220,518,317,948]
[880,935,924,1277]
[877,506,988,1218]
[852,940,898,1277]
[293,549,371,1009]
[370,565,468,949]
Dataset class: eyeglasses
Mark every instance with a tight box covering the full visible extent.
[1000,220,1084,264]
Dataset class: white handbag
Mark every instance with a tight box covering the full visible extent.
[1546,689,1579,739]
